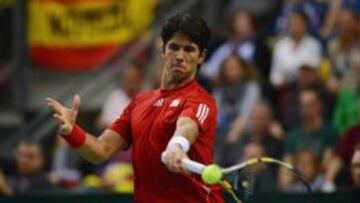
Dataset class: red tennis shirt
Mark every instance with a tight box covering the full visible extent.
[110,79,224,203]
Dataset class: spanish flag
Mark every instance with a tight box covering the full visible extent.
[28,0,154,70]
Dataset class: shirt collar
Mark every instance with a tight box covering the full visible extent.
[159,79,198,96]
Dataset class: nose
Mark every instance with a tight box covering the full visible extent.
[175,49,185,62]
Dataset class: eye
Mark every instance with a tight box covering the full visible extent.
[184,45,195,52]
[168,43,179,51]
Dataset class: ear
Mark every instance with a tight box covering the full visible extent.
[198,49,207,65]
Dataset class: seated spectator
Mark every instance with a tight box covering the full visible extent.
[237,142,278,196]
[279,88,339,191]
[323,123,360,191]
[336,124,360,166]
[270,9,322,89]
[203,9,271,82]
[213,55,261,146]
[97,63,144,130]
[332,51,360,133]
[289,149,325,193]
[280,64,333,129]
[0,140,59,195]
[284,88,338,159]
[216,101,284,166]
[50,136,81,189]
[327,8,360,95]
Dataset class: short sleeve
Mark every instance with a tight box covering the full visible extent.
[109,98,136,146]
[180,96,216,132]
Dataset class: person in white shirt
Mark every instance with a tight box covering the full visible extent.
[97,63,144,129]
[270,9,322,88]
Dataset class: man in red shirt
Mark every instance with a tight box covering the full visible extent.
[46,13,223,203]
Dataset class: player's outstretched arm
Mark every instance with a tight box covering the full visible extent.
[162,117,199,173]
[46,94,128,164]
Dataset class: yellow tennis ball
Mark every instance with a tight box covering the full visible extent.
[201,164,222,184]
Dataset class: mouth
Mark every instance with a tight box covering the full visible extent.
[172,64,185,73]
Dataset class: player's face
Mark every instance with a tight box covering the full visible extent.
[161,33,205,85]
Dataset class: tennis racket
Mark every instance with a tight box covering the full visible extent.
[182,157,312,203]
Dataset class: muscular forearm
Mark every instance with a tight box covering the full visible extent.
[173,117,199,145]
[64,129,128,164]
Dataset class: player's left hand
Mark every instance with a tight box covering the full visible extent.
[161,144,189,174]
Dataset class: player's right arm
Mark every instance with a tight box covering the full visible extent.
[46,94,129,164]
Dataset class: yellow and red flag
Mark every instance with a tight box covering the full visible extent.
[28,0,154,70]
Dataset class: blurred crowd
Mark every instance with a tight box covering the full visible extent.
[1,0,360,197]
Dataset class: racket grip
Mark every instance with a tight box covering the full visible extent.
[182,159,206,174]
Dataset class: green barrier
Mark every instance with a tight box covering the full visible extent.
[0,192,356,203]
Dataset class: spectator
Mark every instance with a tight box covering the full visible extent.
[280,64,333,129]
[323,123,360,192]
[50,137,81,189]
[216,101,284,166]
[238,142,278,196]
[0,140,59,195]
[332,51,360,133]
[270,9,322,88]
[213,55,261,146]
[279,88,339,191]
[203,10,271,82]
[336,124,360,166]
[284,88,338,159]
[327,8,360,94]
[289,149,325,193]
[97,63,145,129]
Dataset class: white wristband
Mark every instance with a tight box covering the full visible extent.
[167,136,190,153]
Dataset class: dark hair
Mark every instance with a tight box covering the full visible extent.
[161,13,211,52]
[291,9,310,28]
[16,139,44,156]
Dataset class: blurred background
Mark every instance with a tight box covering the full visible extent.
[0,0,360,202]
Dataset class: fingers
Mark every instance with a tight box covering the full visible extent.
[72,94,81,111]
[46,97,64,115]
[53,114,66,125]
[162,145,187,173]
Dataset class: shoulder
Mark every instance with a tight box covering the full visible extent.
[132,90,158,102]
[320,122,339,137]
[304,36,321,47]
[275,37,291,47]
[186,83,216,106]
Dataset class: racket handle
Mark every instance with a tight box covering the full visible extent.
[182,159,206,174]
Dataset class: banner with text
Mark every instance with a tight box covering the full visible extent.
[28,0,154,70]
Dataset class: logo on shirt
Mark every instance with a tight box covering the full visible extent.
[196,103,209,124]
[170,99,181,107]
[154,98,164,107]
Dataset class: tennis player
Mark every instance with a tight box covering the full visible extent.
[46,13,223,202]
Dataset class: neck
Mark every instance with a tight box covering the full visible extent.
[292,33,305,44]
[161,69,196,90]
[304,116,322,132]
